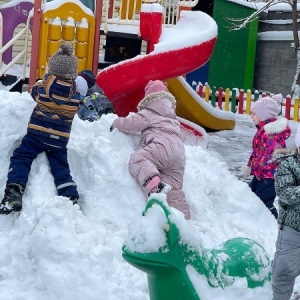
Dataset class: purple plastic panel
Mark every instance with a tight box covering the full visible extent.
[0,1,33,64]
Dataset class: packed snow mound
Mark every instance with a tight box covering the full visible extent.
[0,90,276,299]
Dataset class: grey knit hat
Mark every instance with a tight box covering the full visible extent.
[48,42,78,80]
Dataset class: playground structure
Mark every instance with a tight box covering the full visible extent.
[36,1,95,79]
[0,0,33,87]
[0,0,98,88]
[122,198,271,300]
[96,2,236,130]
[0,0,235,131]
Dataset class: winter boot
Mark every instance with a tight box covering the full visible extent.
[144,176,171,196]
[69,196,79,205]
[0,183,24,214]
[156,181,171,194]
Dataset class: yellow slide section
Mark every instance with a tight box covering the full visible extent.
[167,77,235,131]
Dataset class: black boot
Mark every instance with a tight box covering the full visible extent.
[69,196,79,205]
[0,183,24,214]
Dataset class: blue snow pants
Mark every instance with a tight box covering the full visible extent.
[7,133,78,198]
[249,177,278,219]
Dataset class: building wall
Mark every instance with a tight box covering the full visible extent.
[254,10,298,96]
[209,0,258,91]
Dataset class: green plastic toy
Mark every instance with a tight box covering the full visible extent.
[122,198,271,300]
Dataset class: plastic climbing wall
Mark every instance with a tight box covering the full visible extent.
[37,1,95,79]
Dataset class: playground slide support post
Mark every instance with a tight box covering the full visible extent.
[139,10,163,53]
[0,13,2,70]
[28,0,42,91]
[150,12,163,52]
[93,0,103,74]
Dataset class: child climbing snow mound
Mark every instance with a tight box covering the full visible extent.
[111,80,191,220]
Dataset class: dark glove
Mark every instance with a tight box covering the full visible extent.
[110,125,114,132]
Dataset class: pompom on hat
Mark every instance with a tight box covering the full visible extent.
[272,93,283,105]
[144,80,168,97]
[78,69,96,89]
[48,42,78,80]
[295,125,300,148]
[251,96,281,121]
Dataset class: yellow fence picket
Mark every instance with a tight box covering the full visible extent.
[195,83,300,121]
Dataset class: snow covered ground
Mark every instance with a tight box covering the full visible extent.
[0,90,299,299]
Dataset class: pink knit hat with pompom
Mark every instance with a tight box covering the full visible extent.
[251,96,281,121]
[144,80,168,97]
[272,93,283,104]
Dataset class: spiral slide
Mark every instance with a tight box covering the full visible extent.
[167,77,235,130]
[96,10,235,131]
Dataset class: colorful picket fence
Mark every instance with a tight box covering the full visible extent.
[195,84,300,122]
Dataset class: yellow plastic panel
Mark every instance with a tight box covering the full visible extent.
[47,40,60,57]
[167,77,235,131]
[120,0,142,20]
[78,57,87,70]
[76,26,89,42]
[62,23,75,41]
[38,2,95,79]
[75,42,88,58]
[48,23,61,40]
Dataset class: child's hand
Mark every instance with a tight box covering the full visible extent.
[241,165,251,176]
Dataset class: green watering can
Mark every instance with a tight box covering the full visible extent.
[122,198,271,300]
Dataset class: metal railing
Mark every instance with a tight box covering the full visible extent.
[0,11,31,89]
[101,0,199,33]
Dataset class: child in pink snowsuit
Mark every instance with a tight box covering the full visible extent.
[112,80,191,219]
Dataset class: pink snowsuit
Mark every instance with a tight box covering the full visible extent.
[112,81,190,219]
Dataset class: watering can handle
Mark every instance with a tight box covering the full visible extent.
[143,198,179,247]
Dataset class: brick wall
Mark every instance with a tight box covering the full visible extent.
[254,10,299,96]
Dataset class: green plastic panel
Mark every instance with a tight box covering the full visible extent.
[208,0,258,90]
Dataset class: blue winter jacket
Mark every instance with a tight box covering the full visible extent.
[28,74,80,146]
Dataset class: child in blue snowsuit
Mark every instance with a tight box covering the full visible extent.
[78,69,102,94]
[0,42,81,214]
[76,69,114,122]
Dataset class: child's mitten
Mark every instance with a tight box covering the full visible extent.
[241,165,251,176]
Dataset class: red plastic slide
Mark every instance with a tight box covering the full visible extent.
[96,10,217,118]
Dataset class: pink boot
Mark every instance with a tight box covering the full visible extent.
[144,176,171,195]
